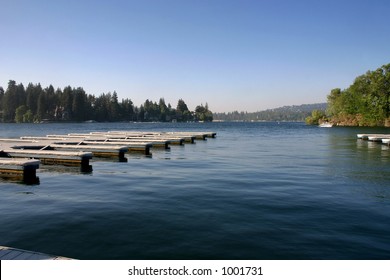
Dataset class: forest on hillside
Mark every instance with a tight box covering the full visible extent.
[214,103,327,122]
[306,63,390,126]
[0,81,213,123]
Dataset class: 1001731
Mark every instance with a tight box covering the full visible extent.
[222,267,263,276]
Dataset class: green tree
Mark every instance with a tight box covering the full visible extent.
[61,86,73,119]
[176,99,192,122]
[159,98,168,121]
[72,87,87,121]
[3,80,18,121]
[109,91,120,121]
[23,110,34,123]
[195,103,213,122]
[305,110,326,125]
[26,83,42,117]
[0,86,4,121]
[15,105,28,123]
[2,81,26,121]
[36,91,47,121]
[120,98,134,121]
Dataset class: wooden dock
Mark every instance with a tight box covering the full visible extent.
[0,130,217,182]
[49,144,128,159]
[0,158,40,182]
[0,246,72,260]
[357,134,390,145]
[102,130,216,143]
[69,132,186,146]
[0,143,93,168]
[29,135,156,155]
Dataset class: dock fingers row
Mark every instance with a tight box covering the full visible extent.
[0,131,216,182]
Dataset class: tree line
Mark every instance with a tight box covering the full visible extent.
[0,80,213,123]
[306,63,390,126]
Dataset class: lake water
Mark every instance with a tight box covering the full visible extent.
[0,122,390,260]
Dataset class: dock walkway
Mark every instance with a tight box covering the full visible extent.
[0,130,217,182]
[0,246,72,260]
[0,139,93,168]
[0,158,40,182]
[357,133,390,145]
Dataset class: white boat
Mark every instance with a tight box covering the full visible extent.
[318,122,333,128]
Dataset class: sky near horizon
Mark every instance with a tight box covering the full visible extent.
[1,0,389,113]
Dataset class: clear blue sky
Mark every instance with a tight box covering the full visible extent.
[1,0,389,112]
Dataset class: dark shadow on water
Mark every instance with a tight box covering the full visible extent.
[0,176,40,185]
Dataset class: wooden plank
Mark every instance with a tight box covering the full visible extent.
[49,144,128,159]
[96,138,169,148]
[357,134,390,140]
[106,132,193,144]
[21,136,69,141]
[0,138,38,143]
[0,248,24,259]
[81,141,153,155]
[165,132,207,140]
[0,246,73,260]
[0,158,40,181]
[0,158,40,169]
[1,149,92,168]
[1,149,92,160]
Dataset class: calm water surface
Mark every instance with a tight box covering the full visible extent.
[0,122,390,259]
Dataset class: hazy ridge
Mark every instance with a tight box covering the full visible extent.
[214,103,327,122]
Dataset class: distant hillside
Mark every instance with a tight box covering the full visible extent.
[213,103,327,122]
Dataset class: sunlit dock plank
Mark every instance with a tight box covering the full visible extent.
[124,136,185,145]
[80,141,153,155]
[20,136,69,141]
[113,130,216,141]
[0,246,73,260]
[22,136,156,155]
[368,136,390,142]
[382,139,390,145]
[49,144,128,159]
[357,133,390,146]
[103,136,183,146]
[199,132,217,138]
[49,136,155,154]
[71,132,185,146]
[163,131,217,139]
[46,134,94,139]
[0,148,93,167]
[357,134,390,140]
[74,135,169,149]
[0,158,40,182]
[100,138,170,149]
[0,138,40,143]
[105,131,194,143]
[165,132,206,141]
[76,130,216,140]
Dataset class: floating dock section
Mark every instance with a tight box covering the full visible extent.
[357,133,390,145]
[0,158,39,183]
[0,138,93,168]
[0,246,73,260]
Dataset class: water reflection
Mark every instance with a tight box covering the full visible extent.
[326,130,390,201]
[0,176,40,185]
[39,164,93,175]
